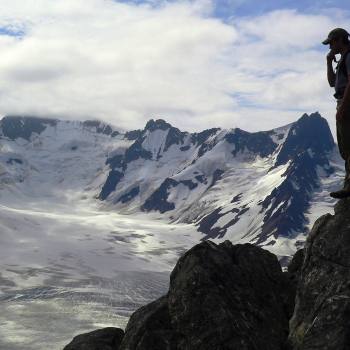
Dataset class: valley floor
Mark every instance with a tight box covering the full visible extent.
[0,193,199,350]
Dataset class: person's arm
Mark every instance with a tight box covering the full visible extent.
[339,81,350,111]
[327,50,336,87]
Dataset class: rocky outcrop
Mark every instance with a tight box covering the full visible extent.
[166,241,293,350]
[119,296,178,349]
[83,120,119,137]
[225,127,278,158]
[63,327,124,350]
[0,115,58,140]
[287,248,304,286]
[119,240,294,350]
[288,198,350,349]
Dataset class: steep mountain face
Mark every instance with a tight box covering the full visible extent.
[95,112,338,254]
[0,112,342,259]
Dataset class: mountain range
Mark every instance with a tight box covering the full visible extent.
[0,112,343,260]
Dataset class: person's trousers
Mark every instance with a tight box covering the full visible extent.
[336,99,350,189]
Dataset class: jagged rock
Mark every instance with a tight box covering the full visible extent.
[191,128,220,146]
[120,240,294,350]
[99,170,124,200]
[64,327,124,350]
[143,119,187,153]
[119,296,178,350]
[288,198,350,350]
[106,154,124,169]
[83,120,119,136]
[145,119,172,132]
[198,205,250,239]
[124,138,153,165]
[282,248,305,321]
[191,128,220,158]
[0,115,57,140]
[117,186,140,204]
[141,178,178,213]
[124,129,142,140]
[287,248,304,286]
[225,128,278,158]
[164,126,186,152]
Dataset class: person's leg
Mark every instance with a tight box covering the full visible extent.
[341,107,350,189]
[330,103,350,197]
[337,109,350,182]
[345,161,350,190]
[336,118,346,160]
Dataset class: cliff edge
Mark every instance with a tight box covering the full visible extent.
[288,198,350,349]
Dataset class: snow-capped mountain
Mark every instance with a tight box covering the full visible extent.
[0,113,343,257]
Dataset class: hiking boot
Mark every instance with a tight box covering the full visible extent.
[330,188,350,199]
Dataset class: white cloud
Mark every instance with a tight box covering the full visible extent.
[235,9,334,49]
[0,1,347,138]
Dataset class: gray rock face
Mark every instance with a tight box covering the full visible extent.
[288,198,350,350]
[119,240,294,350]
[119,296,178,350]
[287,248,304,288]
[0,115,57,140]
[63,327,124,350]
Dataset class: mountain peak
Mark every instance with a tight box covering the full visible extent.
[308,111,321,118]
[297,111,323,124]
[275,111,334,167]
[144,119,173,132]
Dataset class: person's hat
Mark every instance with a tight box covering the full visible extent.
[322,28,349,45]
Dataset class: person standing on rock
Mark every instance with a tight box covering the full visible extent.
[324,28,350,198]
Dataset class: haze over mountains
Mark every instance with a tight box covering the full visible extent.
[0,112,343,260]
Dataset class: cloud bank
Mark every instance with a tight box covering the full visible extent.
[0,0,348,136]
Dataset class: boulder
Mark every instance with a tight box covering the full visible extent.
[288,198,350,349]
[120,240,294,350]
[63,327,124,350]
[119,295,178,350]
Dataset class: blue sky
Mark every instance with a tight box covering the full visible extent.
[0,0,349,137]
[116,0,350,18]
[0,27,24,37]
[213,0,350,18]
